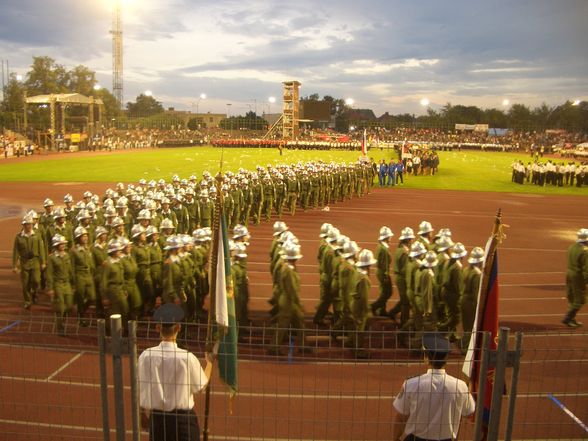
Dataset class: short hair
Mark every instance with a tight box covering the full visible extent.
[159,323,179,338]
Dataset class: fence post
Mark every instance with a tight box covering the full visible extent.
[97,319,110,441]
[110,314,126,441]
[504,332,523,441]
[473,332,491,441]
[487,327,510,441]
[128,320,140,441]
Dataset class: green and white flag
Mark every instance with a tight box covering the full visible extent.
[215,214,238,397]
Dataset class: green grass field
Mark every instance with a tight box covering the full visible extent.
[0,147,585,195]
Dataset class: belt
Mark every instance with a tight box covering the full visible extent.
[404,435,451,441]
[151,409,193,414]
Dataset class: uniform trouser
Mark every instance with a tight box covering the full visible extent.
[137,269,154,310]
[151,265,163,302]
[125,282,143,318]
[275,197,284,217]
[262,199,273,221]
[149,409,199,441]
[301,192,310,210]
[566,274,586,315]
[94,275,104,317]
[20,262,41,304]
[240,206,250,226]
[52,282,74,332]
[389,279,410,327]
[287,193,297,215]
[251,201,261,224]
[273,306,305,347]
[75,273,96,317]
[435,286,447,324]
[371,275,392,314]
[314,276,334,322]
[231,207,240,229]
[182,282,196,320]
[460,295,477,349]
[310,188,319,207]
[195,275,208,314]
[439,290,460,336]
[235,286,249,329]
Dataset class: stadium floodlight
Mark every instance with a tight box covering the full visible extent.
[572,99,580,106]
[502,99,510,106]
[200,93,207,100]
[420,98,430,107]
[345,98,354,106]
[268,96,276,104]
[16,74,23,81]
[94,84,102,91]
[144,90,153,97]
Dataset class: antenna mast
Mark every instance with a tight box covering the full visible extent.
[111,0,123,109]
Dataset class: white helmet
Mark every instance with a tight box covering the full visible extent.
[577,228,588,243]
[63,194,74,203]
[104,206,116,217]
[326,227,340,243]
[273,221,289,237]
[399,227,416,241]
[21,214,34,225]
[74,226,88,239]
[83,191,93,199]
[418,221,434,236]
[111,216,124,228]
[435,228,452,240]
[53,208,66,219]
[164,235,183,250]
[355,249,377,267]
[76,209,92,221]
[145,225,158,237]
[131,224,145,239]
[107,239,123,254]
[319,223,332,238]
[95,226,108,238]
[233,242,248,258]
[468,247,485,264]
[233,224,250,240]
[160,218,175,230]
[409,241,427,258]
[342,240,359,259]
[278,230,298,244]
[378,226,394,241]
[137,209,152,220]
[52,234,67,248]
[436,236,455,252]
[450,242,467,259]
[422,251,439,268]
[282,242,303,260]
[43,198,54,208]
[334,234,349,251]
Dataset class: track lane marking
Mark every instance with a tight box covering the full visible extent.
[45,352,84,381]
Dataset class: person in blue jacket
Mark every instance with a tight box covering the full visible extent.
[387,161,396,187]
[378,160,388,187]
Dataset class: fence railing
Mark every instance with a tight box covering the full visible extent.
[0,315,587,440]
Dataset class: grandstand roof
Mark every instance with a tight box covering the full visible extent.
[25,93,103,105]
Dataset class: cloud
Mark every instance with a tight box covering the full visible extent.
[470,67,543,74]
[336,58,440,75]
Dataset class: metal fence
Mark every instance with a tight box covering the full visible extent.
[0,315,587,440]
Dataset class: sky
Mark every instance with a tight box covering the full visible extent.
[1,0,587,116]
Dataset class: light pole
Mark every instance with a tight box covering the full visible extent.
[268,96,276,115]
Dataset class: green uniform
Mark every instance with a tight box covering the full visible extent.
[461,265,481,349]
[262,181,275,221]
[333,257,356,330]
[415,266,436,331]
[102,256,129,322]
[434,252,450,324]
[192,245,209,318]
[286,177,299,215]
[183,198,200,232]
[371,242,392,316]
[46,250,74,333]
[439,260,464,339]
[232,258,249,330]
[122,254,142,319]
[274,180,286,218]
[240,186,252,225]
[402,257,421,331]
[159,209,178,231]
[564,242,588,322]
[314,245,335,324]
[92,243,108,317]
[46,222,74,250]
[389,244,410,327]
[148,241,163,307]
[179,251,196,320]
[330,252,343,322]
[133,243,153,312]
[172,204,190,234]
[346,269,370,355]
[299,175,311,210]
[70,244,96,321]
[250,182,263,224]
[230,188,243,228]
[13,230,46,307]
[223,193,234,227]
[199,199,214,228]
[271,262,305,351]
[162,255,184,304]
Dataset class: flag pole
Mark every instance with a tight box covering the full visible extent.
[202,172,224,441]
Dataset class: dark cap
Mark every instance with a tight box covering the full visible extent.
[153,303,184,325]
[422,333,452,360]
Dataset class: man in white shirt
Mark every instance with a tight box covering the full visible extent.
[392,334,475,441]
[138,303,213,441]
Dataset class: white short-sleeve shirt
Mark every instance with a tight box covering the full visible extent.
[393,369,475,440]
[138,341,207,412]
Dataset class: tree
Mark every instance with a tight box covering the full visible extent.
[508,104,533,129]
[24,56,69,95]
[67,65,97,96]
[1,74,26,113]
[126,94,164,117]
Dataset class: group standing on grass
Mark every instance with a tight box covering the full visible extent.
[511,159,588,187]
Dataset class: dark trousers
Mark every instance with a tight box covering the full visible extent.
[404,434,451,441]
[150,409,199,441]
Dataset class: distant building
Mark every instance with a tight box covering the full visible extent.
[164,108,226,128]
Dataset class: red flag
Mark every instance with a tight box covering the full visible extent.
[463,236,500,425]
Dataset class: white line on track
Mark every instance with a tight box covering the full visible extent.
[45,352,84,381]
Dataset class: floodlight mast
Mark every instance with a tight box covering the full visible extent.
[111,0,123,110]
